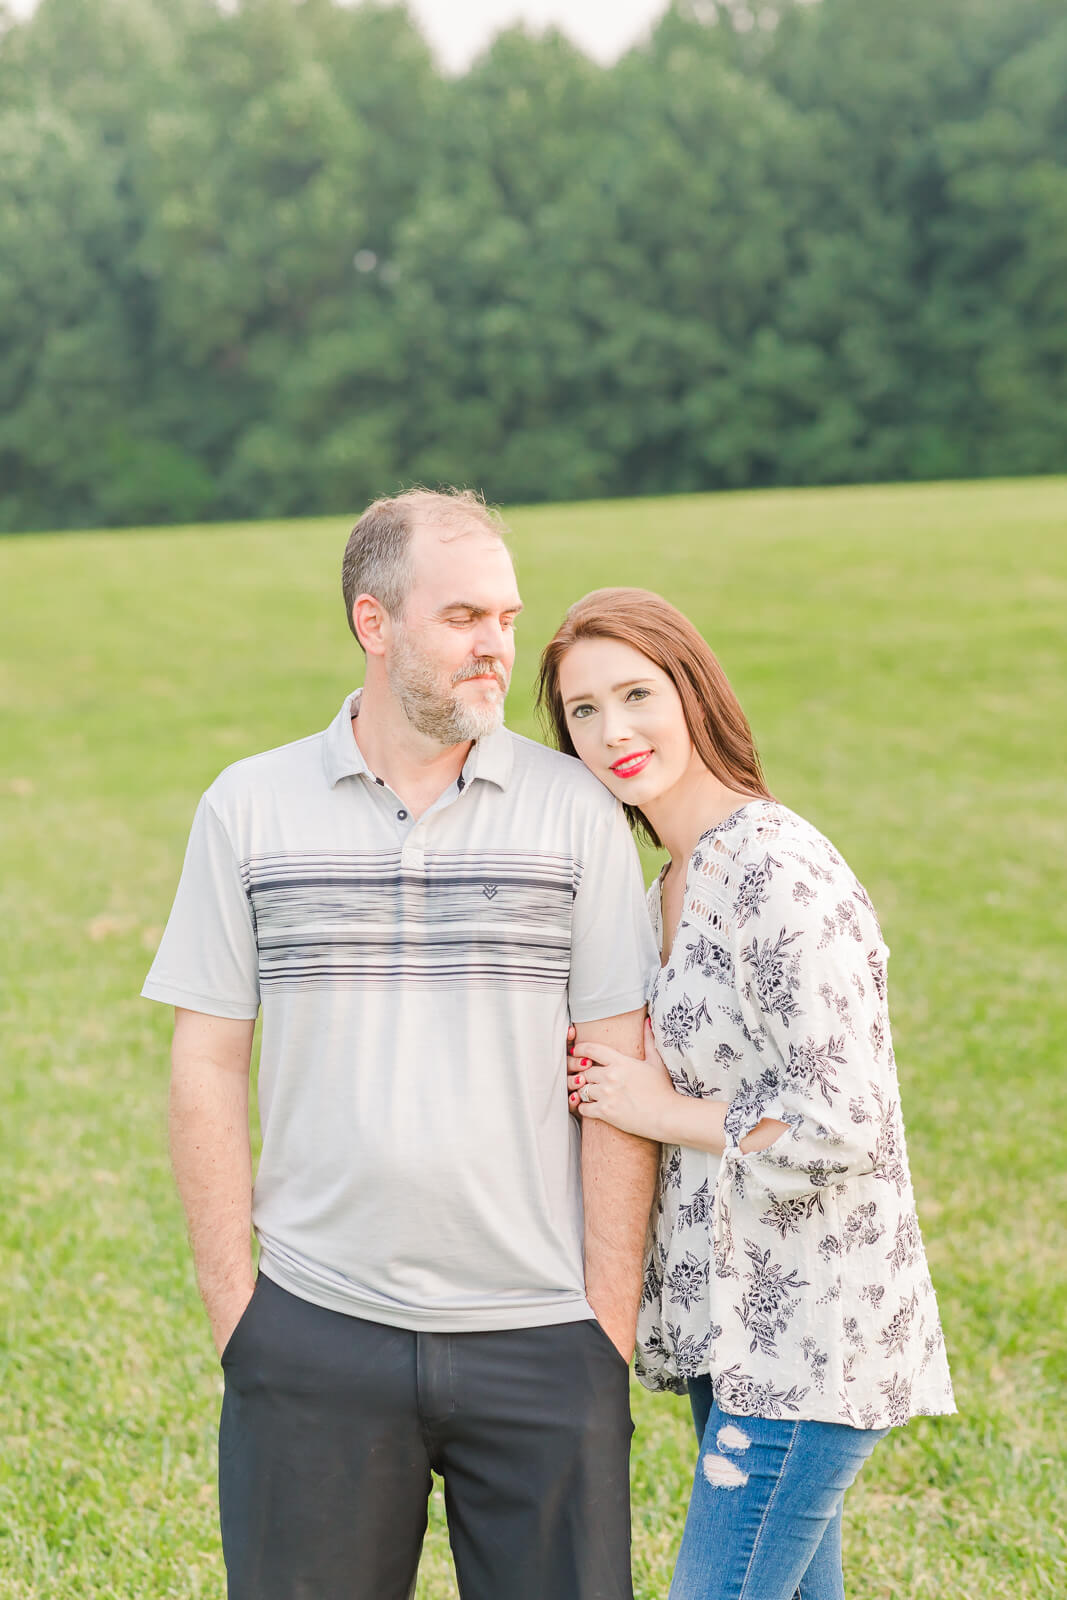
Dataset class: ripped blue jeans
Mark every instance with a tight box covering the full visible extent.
[669,1378,888,1600]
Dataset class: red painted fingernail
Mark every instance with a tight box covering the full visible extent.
[580,1058,591,1067]
[574,1076,584,1087]
[569,1093,579,1105]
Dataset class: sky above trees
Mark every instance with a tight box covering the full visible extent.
[5,0,671,70]
[407,0,669,72]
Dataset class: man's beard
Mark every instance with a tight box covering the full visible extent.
[387,627,509,744]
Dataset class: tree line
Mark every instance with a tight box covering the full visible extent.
[1,0,1064,532]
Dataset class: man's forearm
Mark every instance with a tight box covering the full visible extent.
[169,1011,256,1355]
[582,1119,659,1358]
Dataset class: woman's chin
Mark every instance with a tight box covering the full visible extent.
[601,771,665,809]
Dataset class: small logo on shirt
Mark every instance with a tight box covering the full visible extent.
[482,884,498,900]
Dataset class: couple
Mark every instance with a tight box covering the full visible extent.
[144,487,954,1600]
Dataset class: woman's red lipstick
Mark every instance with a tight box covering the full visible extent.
[610,750,653,778]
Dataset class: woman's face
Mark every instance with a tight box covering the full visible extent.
[557,637,696,808]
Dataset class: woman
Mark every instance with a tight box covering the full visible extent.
[537,589,954,1600]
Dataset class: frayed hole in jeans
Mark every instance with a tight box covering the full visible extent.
[702,1453,749,1489]
[716,1424,751,1452]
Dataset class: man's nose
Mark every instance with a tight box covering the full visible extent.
[472,618,511,663]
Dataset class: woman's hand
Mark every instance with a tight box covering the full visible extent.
[567,1019,679,1141]
[566,1020,788,1155]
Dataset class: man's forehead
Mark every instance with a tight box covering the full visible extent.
[411,517,503,552]
[409,521,517,585]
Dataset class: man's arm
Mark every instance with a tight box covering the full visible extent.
[575,1006,659,1362]
[169,1007,257,1356]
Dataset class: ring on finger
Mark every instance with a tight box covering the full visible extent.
[579,1085,592,1103]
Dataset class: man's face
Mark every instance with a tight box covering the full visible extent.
[385,524,522,745]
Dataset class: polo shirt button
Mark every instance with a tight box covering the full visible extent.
[397,809,408,821]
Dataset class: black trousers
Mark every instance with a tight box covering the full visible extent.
[219,1275,635,1600]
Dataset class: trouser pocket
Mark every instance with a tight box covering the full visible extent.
[220,1277,262,1369]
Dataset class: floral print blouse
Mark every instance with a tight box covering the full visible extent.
[636,800,955,1429]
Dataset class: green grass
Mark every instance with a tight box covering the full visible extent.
[1,478,1065,1598]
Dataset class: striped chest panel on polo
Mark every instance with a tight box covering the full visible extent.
[241,848,580,989]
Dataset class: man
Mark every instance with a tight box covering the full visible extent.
[143,488,660,1600]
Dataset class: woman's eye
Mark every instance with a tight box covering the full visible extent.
[626,687,650,702]
[570,704,595,720]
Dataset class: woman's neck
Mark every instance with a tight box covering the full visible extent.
[642,757,756,869]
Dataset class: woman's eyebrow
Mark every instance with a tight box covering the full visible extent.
[564,678,652,707]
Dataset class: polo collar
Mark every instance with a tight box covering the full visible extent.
[464,721,513,790]
[322,689,514,791]
[322,690,373,787]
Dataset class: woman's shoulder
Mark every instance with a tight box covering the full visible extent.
[695,798,842,869]
[693,800,869,927]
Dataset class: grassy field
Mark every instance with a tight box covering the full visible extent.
[1,479,1065,1599]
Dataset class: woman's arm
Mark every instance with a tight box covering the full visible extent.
[569,1021,787,1153]
[724,837,896,1199]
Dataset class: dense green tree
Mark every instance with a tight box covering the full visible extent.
[0,0,1064,530]
[0,0,207,527]
[133,0,442,516]
[0,105,144,528]
[751,0,1067,483]
[366,27,626,501]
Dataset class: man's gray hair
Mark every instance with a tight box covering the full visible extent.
[342,487,506,648]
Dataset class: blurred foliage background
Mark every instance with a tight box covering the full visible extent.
[1,0,1065,533]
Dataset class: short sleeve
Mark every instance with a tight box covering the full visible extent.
[568,802,659,1023]
[141,794,261,1019]
[726,844,894,1201]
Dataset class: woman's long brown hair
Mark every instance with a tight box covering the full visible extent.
[536,588,773,848]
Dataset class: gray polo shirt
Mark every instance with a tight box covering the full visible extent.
[143,691,658,1331]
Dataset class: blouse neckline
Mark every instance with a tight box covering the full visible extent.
[652,799,771,969]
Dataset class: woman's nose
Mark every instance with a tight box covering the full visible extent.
[600,708,631,748]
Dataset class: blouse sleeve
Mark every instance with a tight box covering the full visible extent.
[723,835,901,1206]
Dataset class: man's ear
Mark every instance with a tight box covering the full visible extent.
[352,593,389,656]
